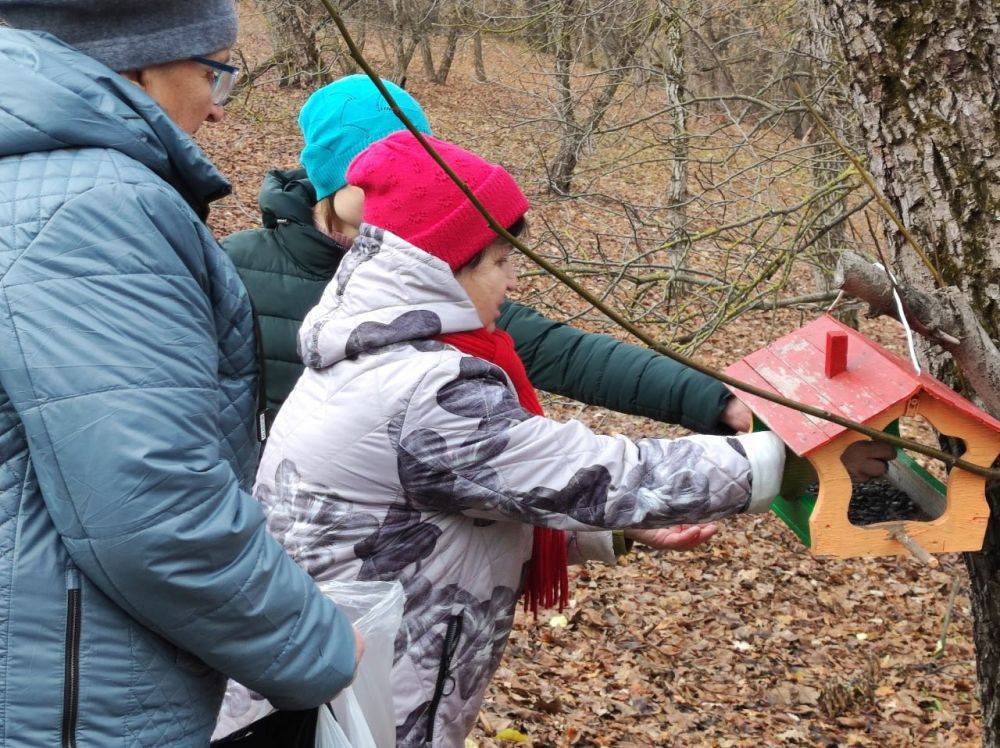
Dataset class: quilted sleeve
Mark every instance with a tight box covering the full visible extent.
[497,300,734,434]
[394,355,785,531]
[567,531,617,565]
[0,183,356,710]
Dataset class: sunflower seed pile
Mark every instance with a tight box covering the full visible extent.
[799,480,934,526]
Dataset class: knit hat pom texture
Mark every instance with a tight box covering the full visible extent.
[346,131,529,271]
[299,74,431,201]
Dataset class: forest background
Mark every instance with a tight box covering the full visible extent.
[200,1,1000,744]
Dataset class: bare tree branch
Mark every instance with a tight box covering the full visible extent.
[836,251,1000,418]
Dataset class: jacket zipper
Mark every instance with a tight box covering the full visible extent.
[424,614,464,745]
[62,567,81,748]
[248,299,275,443]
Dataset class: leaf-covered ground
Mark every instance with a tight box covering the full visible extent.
[199,7,982,745]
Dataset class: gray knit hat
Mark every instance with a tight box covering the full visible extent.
[0,1,238,71]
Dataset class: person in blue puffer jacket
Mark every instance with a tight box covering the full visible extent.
[0,3,361,746]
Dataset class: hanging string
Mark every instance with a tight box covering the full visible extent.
[872,262,922,374]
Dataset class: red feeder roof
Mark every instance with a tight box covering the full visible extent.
[724,314,1000,456]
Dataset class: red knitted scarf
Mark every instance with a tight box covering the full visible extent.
[436,327,569,616]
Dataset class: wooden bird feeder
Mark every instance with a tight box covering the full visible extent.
[724,314,1000,561]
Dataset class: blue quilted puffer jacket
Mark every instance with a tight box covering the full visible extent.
[0,31,356,747]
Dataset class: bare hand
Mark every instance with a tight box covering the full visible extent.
[721,398,753,433]
[352,625,365,672]
[841,439,895,483]
[625,524,718,551]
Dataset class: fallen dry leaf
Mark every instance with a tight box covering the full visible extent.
[203,7,984,746]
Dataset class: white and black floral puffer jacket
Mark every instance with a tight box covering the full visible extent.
[254,225,786,746]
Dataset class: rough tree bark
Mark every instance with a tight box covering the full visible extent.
[658,5,688,229]
[823,2,1000,742]
[836,251,1000,417]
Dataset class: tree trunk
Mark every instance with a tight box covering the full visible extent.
[389,0,421,83]
[700,12,737,99]
[419,35,436,80]
[659,8,688,230]
[802,0,857,326]
[525,0,552,51]
[823,2,1000,742]
[473,30,487,82]
[549,8,661,194]
[335,15,366,76]
[433,27,460,84]
[391,28,419,83]
[419,26,458,85]
[549,0,578,194]
[256,0,325,87]
[581,15,599,69]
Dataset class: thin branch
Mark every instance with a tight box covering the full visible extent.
[793,82,946,288]
[314,0,1000,481]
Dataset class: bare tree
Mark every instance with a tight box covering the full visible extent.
[384,0,426,81]
[247,0,371,87]
[467,0,870,347]
[473,29,488,81]
[548,0,662,194]
[524,0,554,50]
[255,0,326,86]
[419,0,461,84]
[655,2,688,229]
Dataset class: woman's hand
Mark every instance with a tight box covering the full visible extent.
[625,523,718,551]
[841,440,896,483]
[721,397,753,433]
[352,625,366,673]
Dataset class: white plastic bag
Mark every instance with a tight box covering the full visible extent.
[314,703,351,748]
[315,689,375,748]
[315,705,349,748]
[319,579,404,748]
[213,579,405,747]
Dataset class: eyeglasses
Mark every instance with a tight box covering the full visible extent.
[190,56,240,105]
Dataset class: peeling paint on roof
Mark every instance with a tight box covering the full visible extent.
[724,314,1000,455]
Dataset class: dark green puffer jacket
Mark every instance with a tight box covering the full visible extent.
[222,169,734,434]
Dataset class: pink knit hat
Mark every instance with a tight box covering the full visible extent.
[346,131,530,270]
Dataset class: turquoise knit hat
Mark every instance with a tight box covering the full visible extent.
[299,75,432,201]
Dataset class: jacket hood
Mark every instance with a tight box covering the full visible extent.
[257,168,317,229]
[252,167,347,278]
[0,29,230,212]
[298,224,482,370]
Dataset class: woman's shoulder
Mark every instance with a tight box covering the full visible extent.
[340,343,514,421]
[382,342,474,394]
[292,343,514,427]
[220,223,283,260]
[309,341,471,400]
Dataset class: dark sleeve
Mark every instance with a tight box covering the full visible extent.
[497,300,734,434]
[221,230,303,410]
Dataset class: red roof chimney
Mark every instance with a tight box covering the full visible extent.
[825,331,848,377]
